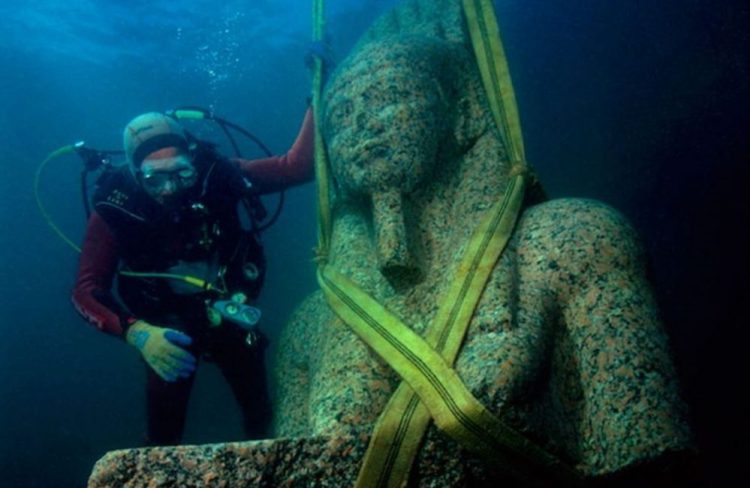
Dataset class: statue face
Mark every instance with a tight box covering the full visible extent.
[324,66,445,197]
[324,56,449,284]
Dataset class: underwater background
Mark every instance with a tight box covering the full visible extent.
[0,1,746,486]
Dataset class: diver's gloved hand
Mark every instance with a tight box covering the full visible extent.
[125,321,197,382]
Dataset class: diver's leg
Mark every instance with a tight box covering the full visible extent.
[144,363,196,446]
[212,327,271,440]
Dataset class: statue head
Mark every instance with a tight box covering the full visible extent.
[323,37,493,285]
[324,38,458,196]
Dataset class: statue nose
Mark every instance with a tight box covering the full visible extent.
[372,189,422,285]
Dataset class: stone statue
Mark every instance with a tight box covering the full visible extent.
[88,1,694,485]
[273,0,692,482]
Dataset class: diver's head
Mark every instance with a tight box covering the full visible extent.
[123,112,198,206]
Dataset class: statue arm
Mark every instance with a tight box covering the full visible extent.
[272,293,319,437]
[548,200,692,477]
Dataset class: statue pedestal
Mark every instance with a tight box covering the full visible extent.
[89,436,366,487]
[88,430,495,487]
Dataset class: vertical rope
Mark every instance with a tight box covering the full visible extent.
[312,0,333,262]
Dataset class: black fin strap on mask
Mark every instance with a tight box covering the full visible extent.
[132,134,190,167]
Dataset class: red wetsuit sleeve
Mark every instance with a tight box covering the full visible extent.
[71,212,131,337]
[234,108,315,194]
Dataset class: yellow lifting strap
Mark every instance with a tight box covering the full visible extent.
[340,175,568,487]
[463,0,526,167]
[311,0,333,262]
[327,177,578,487]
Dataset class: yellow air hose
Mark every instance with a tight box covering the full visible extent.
[34,145,82,253]
[118,271,216,292]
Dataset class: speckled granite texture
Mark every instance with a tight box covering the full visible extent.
[88,432,503,487]
[274,0,693,481]
[89,436,366,487]
[89,1,693,485]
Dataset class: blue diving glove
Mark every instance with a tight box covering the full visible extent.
[125,321,197,382]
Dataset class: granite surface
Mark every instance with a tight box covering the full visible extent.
[89,436,366,487]
[275,0,693,479]
[89,1,693,485]
[89,431,503,487]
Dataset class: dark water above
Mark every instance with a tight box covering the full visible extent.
[1,1,747,486]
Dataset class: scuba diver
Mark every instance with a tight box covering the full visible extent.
[71,108,314,446]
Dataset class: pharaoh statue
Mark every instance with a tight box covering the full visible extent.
[273,0,693,483]
[87,1,694,485]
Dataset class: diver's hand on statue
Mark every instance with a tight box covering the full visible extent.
[125,320,197,382]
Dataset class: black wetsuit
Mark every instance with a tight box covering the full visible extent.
[89,148,270,445]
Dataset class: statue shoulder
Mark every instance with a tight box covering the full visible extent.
[514,198,647,292]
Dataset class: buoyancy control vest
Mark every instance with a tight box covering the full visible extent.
[92,143,266,325]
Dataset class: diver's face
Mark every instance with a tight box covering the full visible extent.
[137,150,197,206]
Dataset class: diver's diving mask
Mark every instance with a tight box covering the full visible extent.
[138,159,197,194]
